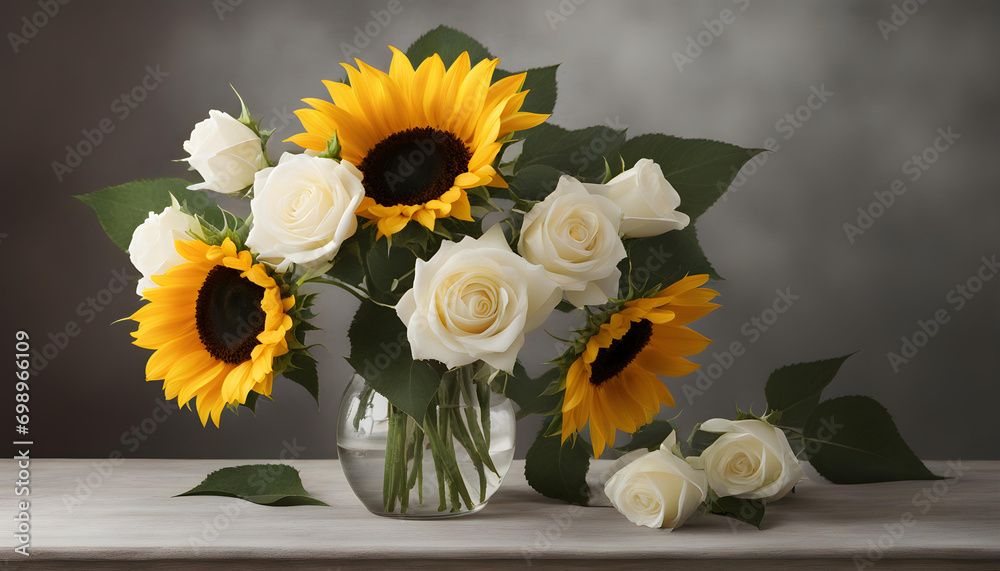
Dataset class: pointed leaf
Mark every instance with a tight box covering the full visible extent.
[803,396,943,484]
[346,299,441,424]
[618,135,766,221]
[620,224,721,296]
[525,428,591,506]
[405,25,493,67]
[765,354,853,429]
[500,363,561,420]
[282,351,319,404]
[615,420,676,453]
[176,464,328,506]
[76,178,222,251]
[516,123,627,180]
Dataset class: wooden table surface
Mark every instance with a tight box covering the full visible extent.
[1,458,998,569]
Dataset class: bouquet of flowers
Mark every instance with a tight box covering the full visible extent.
[81,26,939,527]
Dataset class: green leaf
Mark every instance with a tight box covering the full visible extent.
[365,240,418,300]
[345,299,442,424]
[239,391,260,414]
[282,351,319,404]
[687,425,724,457]
[615,420,675,453]
[764,354,854,429]
[525,427,591,506]
[507,164,563,202]
[803,396,944,484]
[76,178,221,252]
[516,123,627,180]
[494,65,559,116]
[176,464,328,506]
[406,25,493,67]
[618,135,766,221]
[707,491,765,529]
[499,363,561,420]
[620,224,720,295]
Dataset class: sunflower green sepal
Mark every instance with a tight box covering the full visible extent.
[315,131,342,162]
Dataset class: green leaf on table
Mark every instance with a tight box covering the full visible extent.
[764,354,854,429]
[406,25,493,67]
[707,490,765,529]
[615,420,676,454]
[176,464,328,506]
[346,299,442,424]
[76,178,221,252]
[499,363,561,420]
[495,65,559,116]
[620,224,721,295]
[516,123,627,180]
[525,427,591,506]
[803,396,944,484]
[618,134,766,222]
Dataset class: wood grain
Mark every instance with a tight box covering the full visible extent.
[1,459,997,569]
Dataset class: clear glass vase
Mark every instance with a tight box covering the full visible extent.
[337,366,516,518]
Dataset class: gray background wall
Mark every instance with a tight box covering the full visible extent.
[2,0,997,461]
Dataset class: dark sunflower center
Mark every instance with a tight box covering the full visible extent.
[589,319,654,387]
[195,266,266,365]
[358,126,472,207]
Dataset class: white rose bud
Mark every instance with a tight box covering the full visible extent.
[585,158,690,238]
[604,433,709,529]
[246,153,365,273]
[694,418,806,503]
[518,176,626,307]
[128,205,202,297]
[183,110,267,194]
[396,225,561,372]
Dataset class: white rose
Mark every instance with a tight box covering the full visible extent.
[183,110,267,194]
[128,206,202,297]
[585,158,690,238]
[246,153,365,273]
[604,433,709,529]
[396,225,561,372]
[693,418,806,502]
[518,176,626,307]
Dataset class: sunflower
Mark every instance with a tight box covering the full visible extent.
[287,47,549,238]
[129,237,295,427]
[561,274,720,457]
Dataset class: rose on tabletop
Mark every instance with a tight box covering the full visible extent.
[128,205,203,297]
[518,175,627,307]
[585,158,689,238]
[183,109,267,194]
[604,432,709,529]
[246,153,366,273]
[689,418,806,502]
[395,225,561,372]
